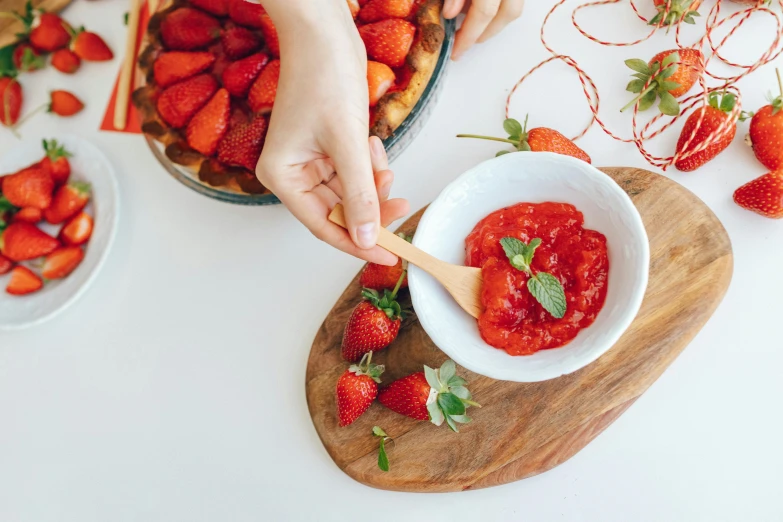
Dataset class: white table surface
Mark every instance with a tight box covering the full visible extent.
[1,1,781,520]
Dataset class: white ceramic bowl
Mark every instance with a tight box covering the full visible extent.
[0,136,120,330]
[409,152,650,382]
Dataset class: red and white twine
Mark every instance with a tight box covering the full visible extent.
[504,0,783,169]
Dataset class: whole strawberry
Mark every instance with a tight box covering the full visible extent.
[359,19,415,68]
[49,90,84,117]
[359,0,415,23]
[744,68,783,171]
[650,0,701,26]
[623,49,703,115]
[71,29,114,61]
[360,234,409,290]
[1,165,53,209]
[734,171,783,219]
[336,352,385,427]
[186,88,230,156]
[216,114,268,170]
[378,360,480,432]
[29,12,71,52]
[341,268,407,362]
[0,75,23,127]
[153,51,216,88]
[160,8,221,51]
[12,43,45,72]
[40,139,72,186]
[457,116,592,163]
[51,48,81,74]
[674,92,737,172]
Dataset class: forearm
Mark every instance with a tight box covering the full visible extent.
[259,0,352,32]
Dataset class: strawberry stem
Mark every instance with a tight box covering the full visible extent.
[620,83,656,113]
[777,68,782,99]
[455,134,519,145]
[390,267,407,300]
[10,101,48,135]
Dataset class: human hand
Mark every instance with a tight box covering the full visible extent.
[444,0,526,60]
[256,2,409,266]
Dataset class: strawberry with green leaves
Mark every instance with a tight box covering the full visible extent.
[341,269,407,362]
[674,92,737,172]
[458,116,591,163]
[3,4,72,53]
[622,49,703,116]
[650,0,701,27]
[12,43,44,72]
[39,139,72,186]
[336,352,385,427]
[378,360,480,432]
[743,68,783,171]
[734,171,783,219]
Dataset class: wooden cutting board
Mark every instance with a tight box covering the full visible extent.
[305,166,733,493]
[0,0,71,48]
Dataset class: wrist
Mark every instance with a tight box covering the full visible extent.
[260,1,350,31]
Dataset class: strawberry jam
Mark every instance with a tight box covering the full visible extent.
[465,202,609,356]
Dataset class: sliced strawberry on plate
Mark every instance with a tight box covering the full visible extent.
[51,48,81,74]
[6,265,43,295]
[71,29,114,61]
[0,253,13,275]
[12,207,43,224]
[359,19,416,68]
[247,59,279,113]
[1,166,53,209]
[49,90,84,117]
[190,0,229,17]
[160,7,222,51]
[1,222,59,261]
[222,52,268,97]
[59,211,93,246]
[221,26,261,60]
[336,352,385,427]
[258,14,279,57]
[227,0,266,28]
[157,73,219,128]
[44,181,91,225]
[734,171,783,219]
[153,51,216,88]
[186,88,231,156]
[42,246,84,280]
[359,0,415,23]
[40,139,72,186]
[367,61,395,107]
[217,114,268,170]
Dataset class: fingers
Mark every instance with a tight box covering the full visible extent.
[327,130,381,251]
[478,0,524,43]
[380,197,410,227]
[443,0,467,19]
[452,0,501,60]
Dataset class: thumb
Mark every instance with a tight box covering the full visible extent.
[330,135,381,250]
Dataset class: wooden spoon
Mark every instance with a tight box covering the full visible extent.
[328,204,483,319]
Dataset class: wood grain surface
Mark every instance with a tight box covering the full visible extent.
[0,0,71,48]
[305,166,733,493]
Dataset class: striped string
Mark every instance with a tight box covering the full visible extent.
[504,0,783,170]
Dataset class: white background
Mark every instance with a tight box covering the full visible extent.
[1,1,781,520]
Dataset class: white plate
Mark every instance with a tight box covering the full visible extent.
[0,136,120,330]
[409,152,650,382]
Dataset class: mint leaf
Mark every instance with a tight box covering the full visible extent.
[503,118,523,138]
[500,237,525,259]
[377,437,389,471]
[528,273,567,319]
[523,238,542,266]
[438,393,466,416]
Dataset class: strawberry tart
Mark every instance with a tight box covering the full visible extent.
[133,0,447,197]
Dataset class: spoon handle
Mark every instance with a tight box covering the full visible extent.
[328,205,446,276]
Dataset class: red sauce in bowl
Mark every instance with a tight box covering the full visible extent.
[465,202,609,356]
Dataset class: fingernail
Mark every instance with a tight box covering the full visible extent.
[371,137,386,161]
[356,222,378,249]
